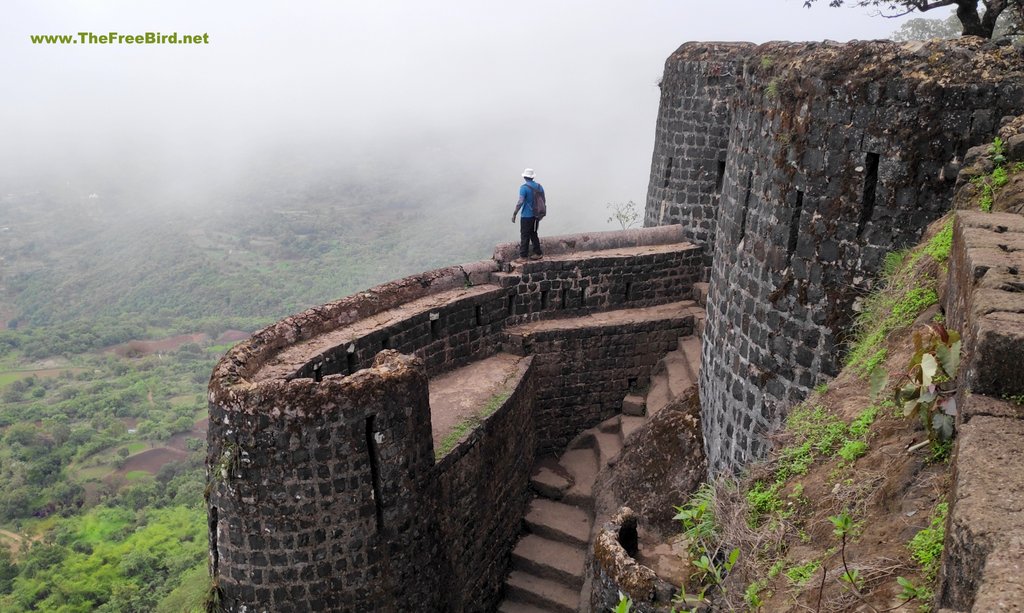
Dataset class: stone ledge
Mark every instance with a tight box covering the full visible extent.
[941,414,1024,611]
[492,225,687,265]
[948,211,1024,398]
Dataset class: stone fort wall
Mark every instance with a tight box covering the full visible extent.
[646,38,1024,473]
[206,227,703,611]
[644,41,754,276]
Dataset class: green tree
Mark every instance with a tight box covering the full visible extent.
[804,0,1023,39]
[0,547,17,594]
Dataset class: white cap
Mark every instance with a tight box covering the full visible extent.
[522,168,535,179]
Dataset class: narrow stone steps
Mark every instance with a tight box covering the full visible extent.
[503,570,579,613]
[621,393,646,416]
[524,499,592,547]
[662,352,695,399]
[646,371,672,416]
[511,534,586,589]
[620,414,646,443]
[529,458,572,501]
[559,448,598,508]
[597,414,621,435]
[499,319,705,613]
[594,429,623,467]
[679,336,701,381]
[498,598,562,613]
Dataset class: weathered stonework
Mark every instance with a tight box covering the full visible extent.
[644,39,1024,474]
[207,227,703,611]
[589,507,678,613]
[504,303,699,452]
[939,120,1024,610]
[644,42,754,275]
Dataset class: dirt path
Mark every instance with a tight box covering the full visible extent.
[0,529,25,555]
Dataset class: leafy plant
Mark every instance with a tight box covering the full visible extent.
[613,592,633,613]
[909,502,947,581]
[691,548,740,587]
[784,559,820,586]
[896,576,931,604]
[990,136,1006,165]
[744,579,767,609]
[872,323,960,447]
[837,439,869,463]
[673,485,740,607]
[674,483,718,555]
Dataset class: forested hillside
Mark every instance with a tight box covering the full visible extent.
[0,171,507,611]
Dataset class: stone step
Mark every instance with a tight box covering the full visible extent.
[530,457,573,501]
[524,498,593,547]
[558,448,598,508]
[498,598,562,613]
[594,430,623,467]
[511,534,586,589]
[692,282,709,307]
[646,371,672,416]
[503,570,579,613]
[622,393,646,416]
[566,429,596,452]
[620,414,646,444]
[662,351,695,400]
[678,336,702,381]
[597,414,621,435]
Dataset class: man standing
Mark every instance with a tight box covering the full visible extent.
[512,168,545,261]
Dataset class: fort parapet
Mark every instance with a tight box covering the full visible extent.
[208,36,1024,612]
[646,38,1024,473]
[207,227,703,611]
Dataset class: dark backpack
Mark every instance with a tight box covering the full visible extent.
[527,184,547,219]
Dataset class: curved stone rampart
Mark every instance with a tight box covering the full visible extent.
[644,41,754,276]
[207,351,442,611]
[208,226,704,611]
[432,356,536,612]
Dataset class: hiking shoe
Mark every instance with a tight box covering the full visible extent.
[529,254,544,260]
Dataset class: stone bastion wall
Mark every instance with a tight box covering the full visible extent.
[646,38,1024,474]
[206,226,703,611]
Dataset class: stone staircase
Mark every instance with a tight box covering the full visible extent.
[497,285,707,613]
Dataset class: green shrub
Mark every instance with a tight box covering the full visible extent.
[909,502,947,581]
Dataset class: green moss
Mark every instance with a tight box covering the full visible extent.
[434,389,513,459]
[922,219,953,263]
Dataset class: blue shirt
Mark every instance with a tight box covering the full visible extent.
[518,180,544,219]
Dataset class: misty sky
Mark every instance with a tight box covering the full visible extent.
[1,1,938,232]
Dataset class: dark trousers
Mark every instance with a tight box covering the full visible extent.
[519,217,542,258]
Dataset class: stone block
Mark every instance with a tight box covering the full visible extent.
[622,394,647,416]
[940,415,1024,610]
